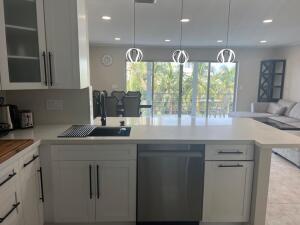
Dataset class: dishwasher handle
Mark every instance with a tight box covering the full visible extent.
[138,151,204,158]
[138,144,205,152]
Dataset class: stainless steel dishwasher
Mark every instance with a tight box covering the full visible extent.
[137,144,205,225]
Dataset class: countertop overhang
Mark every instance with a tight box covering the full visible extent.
[2,117,300,148]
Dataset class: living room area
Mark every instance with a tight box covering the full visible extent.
[88,1,300,224]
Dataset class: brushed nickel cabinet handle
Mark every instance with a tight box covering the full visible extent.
[218,150,243,154]
[0,171,16,187]
[23,155,39,168]
[218,164,244,168]
[42,51,48,86]
[0,202,20,223]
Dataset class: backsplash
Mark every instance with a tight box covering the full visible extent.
[4,87,93,125]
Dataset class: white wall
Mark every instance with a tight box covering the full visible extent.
[273,45,300,102]
[5,87,92,125]
[90,45,276,111]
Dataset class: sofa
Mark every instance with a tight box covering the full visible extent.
[230,99,300,167]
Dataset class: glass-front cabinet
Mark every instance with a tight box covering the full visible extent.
[0,0,47,89]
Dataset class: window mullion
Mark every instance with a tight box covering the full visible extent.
[178,64,183,117]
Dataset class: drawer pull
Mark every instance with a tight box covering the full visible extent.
[96,165,100,199]
[218,151,243,154]
[0,202,20,223]
[23,155,39,168]
[218,164,244,168]
[0,171,16,187]
[89,165,92,199]
[37,167,45,202]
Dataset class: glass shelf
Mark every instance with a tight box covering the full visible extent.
[8,55,39,60]
[5,24,37,32]
[8,58,41,83]
[4,0,37,29]
[6,27,39,57]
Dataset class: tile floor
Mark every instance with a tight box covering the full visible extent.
[266,153,300,225]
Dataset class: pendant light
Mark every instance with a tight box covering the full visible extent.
[126,0,143,63]
[172,0,189,65]
[217,0,236,63]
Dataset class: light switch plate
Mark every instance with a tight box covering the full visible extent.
[46,100,64,111]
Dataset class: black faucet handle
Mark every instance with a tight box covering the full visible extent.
[120,120,125,127]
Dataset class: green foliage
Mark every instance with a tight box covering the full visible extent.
[126,61,236,116]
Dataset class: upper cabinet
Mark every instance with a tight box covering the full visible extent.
[0,0,90,90]
[43,0,90,89]
[0,0,47,90]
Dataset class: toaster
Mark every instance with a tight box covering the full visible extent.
[19,110,34,129]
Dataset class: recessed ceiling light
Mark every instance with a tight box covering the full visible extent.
[114,37,121,41]
[263,19,273,24]
[180,18,190,23]
[164,39,171,42]
[102,16,111,20]
[217,40,223,43]
[260,40,267,43]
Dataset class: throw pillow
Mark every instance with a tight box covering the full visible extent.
[267,103,286,115]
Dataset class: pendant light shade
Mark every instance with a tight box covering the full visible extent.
[172,50,189,65]
[127,0,143,63]
[126,48,143,63]
[172,0,189,65]
[217,48,235,63]
[217,0,236,63]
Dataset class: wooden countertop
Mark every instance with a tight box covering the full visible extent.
[0,139,34,164]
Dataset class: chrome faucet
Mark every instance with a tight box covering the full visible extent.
[100,91,106,126]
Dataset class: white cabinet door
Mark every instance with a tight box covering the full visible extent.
[20,155,43,225]
[52,161,95,223]
[95,161,136,222]
[0,0,47,90]
[0,191,22,225]
[43,0,89,89]
[202,161,254,223]
[0,163,21,225]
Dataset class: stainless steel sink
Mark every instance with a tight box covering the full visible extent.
[58,125,131,137]
[88,127,131,137]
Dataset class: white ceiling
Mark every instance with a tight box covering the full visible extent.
[87,0,300,47]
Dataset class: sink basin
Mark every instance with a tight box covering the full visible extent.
[88,127,131,137]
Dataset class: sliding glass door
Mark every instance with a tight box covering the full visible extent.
[208,63,236,117]
[126,61,237,118]
[153,62,180,116]
[182,62,209,117]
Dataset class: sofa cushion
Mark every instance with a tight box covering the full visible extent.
[269,116,300,124]
[266,103,286,115]
[288,102,300,119]
[278,99,296,116]
[229,112,275,118]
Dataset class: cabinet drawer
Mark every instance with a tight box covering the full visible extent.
[0,162,18,195]
[0,189,21,225]
[51,145,137,161]
[205,145,254,161]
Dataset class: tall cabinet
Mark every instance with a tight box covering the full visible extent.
[0,0,90,90]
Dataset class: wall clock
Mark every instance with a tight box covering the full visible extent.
[102,54,113,66]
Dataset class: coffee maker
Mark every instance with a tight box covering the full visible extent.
[0,97,19,130]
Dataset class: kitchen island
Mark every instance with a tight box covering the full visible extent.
[1,117,300,225]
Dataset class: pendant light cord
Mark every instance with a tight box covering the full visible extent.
[180,0,184,50]
[226,0,232,48]
[133,0,136,48]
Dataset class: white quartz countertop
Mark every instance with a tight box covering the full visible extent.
[2,116,300,148]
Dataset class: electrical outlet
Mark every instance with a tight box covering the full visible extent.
[46,100,64,111]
